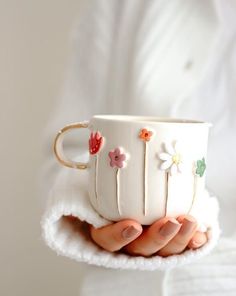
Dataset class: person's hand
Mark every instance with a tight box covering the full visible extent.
[89,215,208,257]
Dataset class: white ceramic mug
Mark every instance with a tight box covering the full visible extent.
[54,115,211,225]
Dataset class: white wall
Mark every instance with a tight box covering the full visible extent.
[0,1,87,295]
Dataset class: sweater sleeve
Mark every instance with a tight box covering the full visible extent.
[40,0,221,271]
[41,163,220,271]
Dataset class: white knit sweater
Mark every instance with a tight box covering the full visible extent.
[41,0,236,294]
[41,166,220,271]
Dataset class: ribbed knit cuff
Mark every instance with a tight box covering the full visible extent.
[41,167,220,271]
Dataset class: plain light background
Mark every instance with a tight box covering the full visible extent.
[0,1,88,295]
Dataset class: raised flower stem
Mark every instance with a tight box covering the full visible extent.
[108,148,127,216]
[95,154,99,203]
[143,141,148,216]
[159,141,184,217]
[139,128,153,216]
[188,175,198,214]
[116,168,121,216]
[165,172,169,216]
[188,158,206,214]
[89,131,104,206]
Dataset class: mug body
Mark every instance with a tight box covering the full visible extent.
[88,115,210,225]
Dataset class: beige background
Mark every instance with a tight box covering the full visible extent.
[0,1,87,295]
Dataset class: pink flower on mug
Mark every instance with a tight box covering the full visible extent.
[89,132,103,155]
[108,148,126,168]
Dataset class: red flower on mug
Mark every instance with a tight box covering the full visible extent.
[139,128,153,142]
[108,148,126,168]
[89,132,103,154]
[89,131,104,204]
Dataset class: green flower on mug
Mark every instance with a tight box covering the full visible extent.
[109,147,127,216]
[196,158,206,177]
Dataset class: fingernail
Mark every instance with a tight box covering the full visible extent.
[179,218,196,235]
[191,240,203,248]
[159,219,181,237]
[122,226,140,239]
[191,235,206,248]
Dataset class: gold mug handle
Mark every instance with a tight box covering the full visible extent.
[53,121,89,169]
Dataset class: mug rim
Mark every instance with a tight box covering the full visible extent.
[93,114,212,127]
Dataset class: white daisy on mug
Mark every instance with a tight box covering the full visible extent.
[159,141,185,175]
